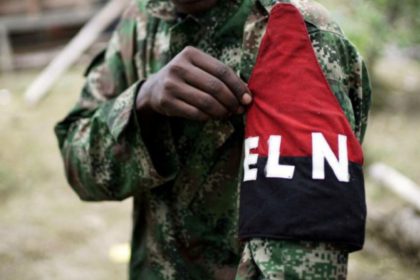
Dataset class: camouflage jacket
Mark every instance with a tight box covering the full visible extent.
[54,0,371,279]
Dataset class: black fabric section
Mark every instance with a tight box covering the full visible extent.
[239,157,366,252]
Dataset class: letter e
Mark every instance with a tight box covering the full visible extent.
[244,137,259,181]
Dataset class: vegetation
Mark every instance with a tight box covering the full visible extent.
[320,0,420,62]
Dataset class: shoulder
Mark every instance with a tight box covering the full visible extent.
[116,0,153,40]
[289,0,343,35]
[108,1,150,62]
[261,0,344,35]
[119,0,149,32]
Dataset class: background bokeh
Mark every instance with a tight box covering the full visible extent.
[1,0,419,279]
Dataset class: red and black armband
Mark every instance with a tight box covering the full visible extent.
[239,3,366,251]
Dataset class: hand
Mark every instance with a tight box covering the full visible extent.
[136,46,252,121]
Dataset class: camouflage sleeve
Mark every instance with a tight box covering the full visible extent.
[236,11,370,280]
[54,2,178,201]
[235,239,348,280]
[351,58,371,143]
[310,30,372,143]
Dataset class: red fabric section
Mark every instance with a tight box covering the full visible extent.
[245,3,363,164]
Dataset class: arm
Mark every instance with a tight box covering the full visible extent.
[310,30,372,142]
[54,4,178,201]
[55,2,252,201]
[349,55,371,143]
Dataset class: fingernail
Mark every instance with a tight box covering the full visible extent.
[241,93,252,105]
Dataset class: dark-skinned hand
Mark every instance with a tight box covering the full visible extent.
[136,46,252,121]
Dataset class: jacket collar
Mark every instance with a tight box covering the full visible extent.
[258,0,291,14]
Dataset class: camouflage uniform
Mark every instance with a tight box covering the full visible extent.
[236,239,348,280]
[54,0,371,279]
[236,1,371,279]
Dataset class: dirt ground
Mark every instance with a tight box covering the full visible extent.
[0,62,419,279]
[0,69,131,280]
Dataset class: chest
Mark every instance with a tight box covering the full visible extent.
[134,13,251,160]
[141,20,245,77]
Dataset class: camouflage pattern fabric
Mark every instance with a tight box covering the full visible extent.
[238,1,370,279]
[235,239,348,280]
[54,0,371,279]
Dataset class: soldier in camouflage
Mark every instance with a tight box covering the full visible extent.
[55,0,371,279]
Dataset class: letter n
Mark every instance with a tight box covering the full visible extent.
[312,133,349,182]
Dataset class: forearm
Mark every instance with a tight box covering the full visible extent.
[55,83,178,201]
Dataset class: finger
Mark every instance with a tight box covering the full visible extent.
[166,98,210,121]
[186,48,251,105]
[241,93,252,105]
[179,64,241,113]
[173,83,230,119]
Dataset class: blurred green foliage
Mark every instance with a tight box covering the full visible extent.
[320,0,420,63]
[319,0,420,112]
[365,0,420,46]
